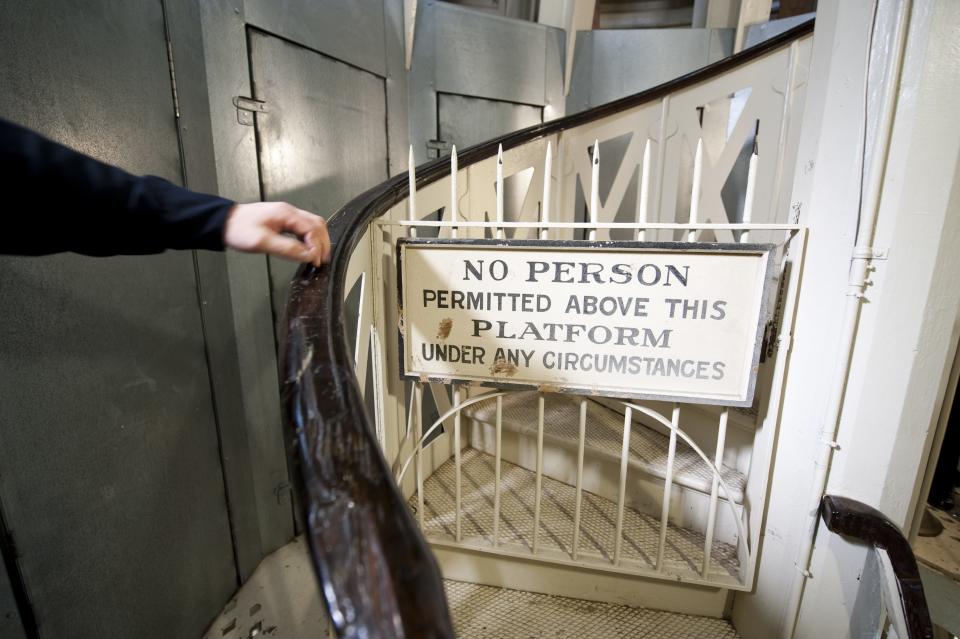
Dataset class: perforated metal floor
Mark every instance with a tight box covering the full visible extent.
[204,536,739,638]
[446,580,739,638]
[465,392,746,502]
[416,448,739,579]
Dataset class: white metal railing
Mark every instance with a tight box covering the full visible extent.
[337,28,812,592]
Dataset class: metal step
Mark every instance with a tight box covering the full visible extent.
[416,448,740,581]
[464,391,746,503]
[202,536,740,638]
[446,579,739,638]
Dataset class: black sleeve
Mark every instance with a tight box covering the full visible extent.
[0,117,234,257]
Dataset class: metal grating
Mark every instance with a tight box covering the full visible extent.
[416,448,739,579]
[204,535,738,638]
[465,391,747,502]
[445,579,740,638]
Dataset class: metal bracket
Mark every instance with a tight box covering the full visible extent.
[819,437,841,450]
[233,96,268,126]
[852,246,888,260]
[426,139,453,154]
[273,481,292,505]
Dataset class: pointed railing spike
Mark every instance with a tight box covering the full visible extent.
[407,145,417,239]
[637,139,651,241]
[589,139,600,241]
[496,144,504,240]
[741,144,758,243]
[688,138,703,242]
[450,145,458,239]
[540,140,552,240]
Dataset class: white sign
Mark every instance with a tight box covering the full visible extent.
[398,240,777,406]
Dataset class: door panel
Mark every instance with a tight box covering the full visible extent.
[248,29,389,323]
[0,1,236,636]
[437,92,542,150]
[438,93,543,232]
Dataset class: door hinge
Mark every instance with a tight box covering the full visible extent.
[233,96,269,126]
[164,39,180,120]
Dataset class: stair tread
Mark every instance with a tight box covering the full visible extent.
[417,448,740,581]
[446,579,740,638]
[464,392,746,503]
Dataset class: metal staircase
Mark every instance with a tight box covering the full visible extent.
[281,17,815,638]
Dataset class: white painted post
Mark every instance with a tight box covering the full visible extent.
[589,140,600,241]
[496,144,505,240]
[407,145,418,238]
[637,139,651,241]
[657,404,680,570]
[450,146,458,239]
[614,406,633,566]
[688,138,703,243]
[414,382,425,530]
[741,146,758,243]
[540,141,552,241]
[453,385,462,542]
[702,408,728,576]
[572,398,587,559]
[533,393,545,553]
[493,395,503,547]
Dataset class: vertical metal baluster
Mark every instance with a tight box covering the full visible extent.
[493,395,503,546]
[657,403,679,570]
[614,406,633,566]
[688,138,703,243]
[407,145,418,238]
[572,398,587,559]
[450,145,458,239]
[496,144,505,240]
[453,385,462,542]
[653,96,671,237]
[407,148,421,527]
[741,143,758,243]
[540,140,552,241]
[414,382,425,530]
[702,146,753,572]
[636,139,651,241]
[589,140,600,241]
[533,393,545,553]
[703,408,728,576]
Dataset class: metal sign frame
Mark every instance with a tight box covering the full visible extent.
[397,237,780,407]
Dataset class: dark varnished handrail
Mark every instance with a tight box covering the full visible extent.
[280,19,814,638]
[820,495,933,639]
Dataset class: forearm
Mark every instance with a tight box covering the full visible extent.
[0,118,233,256]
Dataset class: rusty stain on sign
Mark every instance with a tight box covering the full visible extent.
[489,358,517,377]
[436,318,453,340]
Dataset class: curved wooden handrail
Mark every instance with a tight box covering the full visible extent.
[820,495,933,639]
[280,19,814,638]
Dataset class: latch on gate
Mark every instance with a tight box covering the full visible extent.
[426,139,453,154]
[233,96,269,126]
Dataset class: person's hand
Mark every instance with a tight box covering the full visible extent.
[223,202,331,267]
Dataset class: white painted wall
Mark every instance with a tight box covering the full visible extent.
[732,1,960,636]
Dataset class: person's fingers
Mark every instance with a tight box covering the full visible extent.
[279,206,319,236]
[259,230,319,264]
[306,221,331,265]
[275,206,330,266]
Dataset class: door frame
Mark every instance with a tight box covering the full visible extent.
[196,0,409,579]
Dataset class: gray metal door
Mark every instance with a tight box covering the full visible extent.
[437,92,542,151]
[247,30,389,324]
[437,93,542,234]
[0,1,236,637]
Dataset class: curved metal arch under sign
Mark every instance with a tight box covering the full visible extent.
[397,238,779,407]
